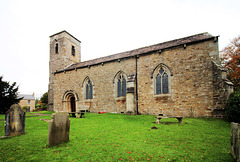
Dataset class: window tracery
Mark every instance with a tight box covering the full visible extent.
[153,64,171,96]
[83,77,93,100]
[117,74,126,97]
[156,67,169,94]
[114,71,127,99]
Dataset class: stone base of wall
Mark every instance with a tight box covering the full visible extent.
[212,109,226,118]
[124,111,137,115]
[48,104,54,111]
[231,122,240,161]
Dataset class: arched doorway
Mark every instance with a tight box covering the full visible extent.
[62,90,79,115]
[70,96,76,112]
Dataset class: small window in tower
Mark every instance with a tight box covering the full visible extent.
[71,45,75,56]
[55,43,58,54]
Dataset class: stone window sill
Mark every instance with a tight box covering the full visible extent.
[153,94,171,98]
[115,96,126,101]
[83,99,93,102]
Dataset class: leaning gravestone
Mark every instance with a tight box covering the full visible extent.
[4,104,25,137]
[48,112,70,146]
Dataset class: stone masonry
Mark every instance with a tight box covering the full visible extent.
[48,31,81,111]
[49,31,233,117]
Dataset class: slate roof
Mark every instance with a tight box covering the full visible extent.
[18,94,35,100]
[56,32,217,74]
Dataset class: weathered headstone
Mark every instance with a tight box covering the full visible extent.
[4,104,25,137]
[48,112,70,146]
[231,122,240,161]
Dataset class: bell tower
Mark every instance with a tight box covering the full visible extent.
[48,31,81,111]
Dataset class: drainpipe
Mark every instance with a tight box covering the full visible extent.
[135,55,139,115]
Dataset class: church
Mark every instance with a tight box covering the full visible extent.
[48,31,233,117]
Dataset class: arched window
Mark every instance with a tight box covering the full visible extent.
[86,79,93,99]
[82,77,94,100]
[117,75,126,97]
[114,71,127,98]
[156,68,169,94]
[153,64,171,96]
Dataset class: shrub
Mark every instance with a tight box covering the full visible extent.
[36,104,41,108]
[226,88,240,123]
[21,106,30,113]
[41,104,47,110]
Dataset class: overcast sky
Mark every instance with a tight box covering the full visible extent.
[0,0,239,99]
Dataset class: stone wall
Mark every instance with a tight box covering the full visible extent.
[53,38,225,117]
[54,57,135,113]
[136,40,216,117]
[211,60,234,117]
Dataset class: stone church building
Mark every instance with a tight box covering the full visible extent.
[48,31,233,117]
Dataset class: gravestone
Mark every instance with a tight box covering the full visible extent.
[231,122,240,161]
[5,104,25,137]
[48,112,70,146]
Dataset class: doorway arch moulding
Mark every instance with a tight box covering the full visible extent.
[62,90,79,112]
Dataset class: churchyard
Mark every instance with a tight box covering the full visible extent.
[0,111,235,161]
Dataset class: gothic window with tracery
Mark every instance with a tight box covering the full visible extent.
[114,71,127,98]
[85,78,93,99]
[117,74,126,97]
[154,66,170,95]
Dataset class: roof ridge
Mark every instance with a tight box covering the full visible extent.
[50,30,81,43]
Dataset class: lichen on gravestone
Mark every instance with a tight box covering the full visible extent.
[231,122,240,161]
[4,104,25,137]
[48,112,70,146]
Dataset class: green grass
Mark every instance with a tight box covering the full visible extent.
[0,113,235,161]
[25,111,54,117]
[27,111,55,114]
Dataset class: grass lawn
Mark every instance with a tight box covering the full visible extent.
[27,111,55,115]
[0,112,235,161]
